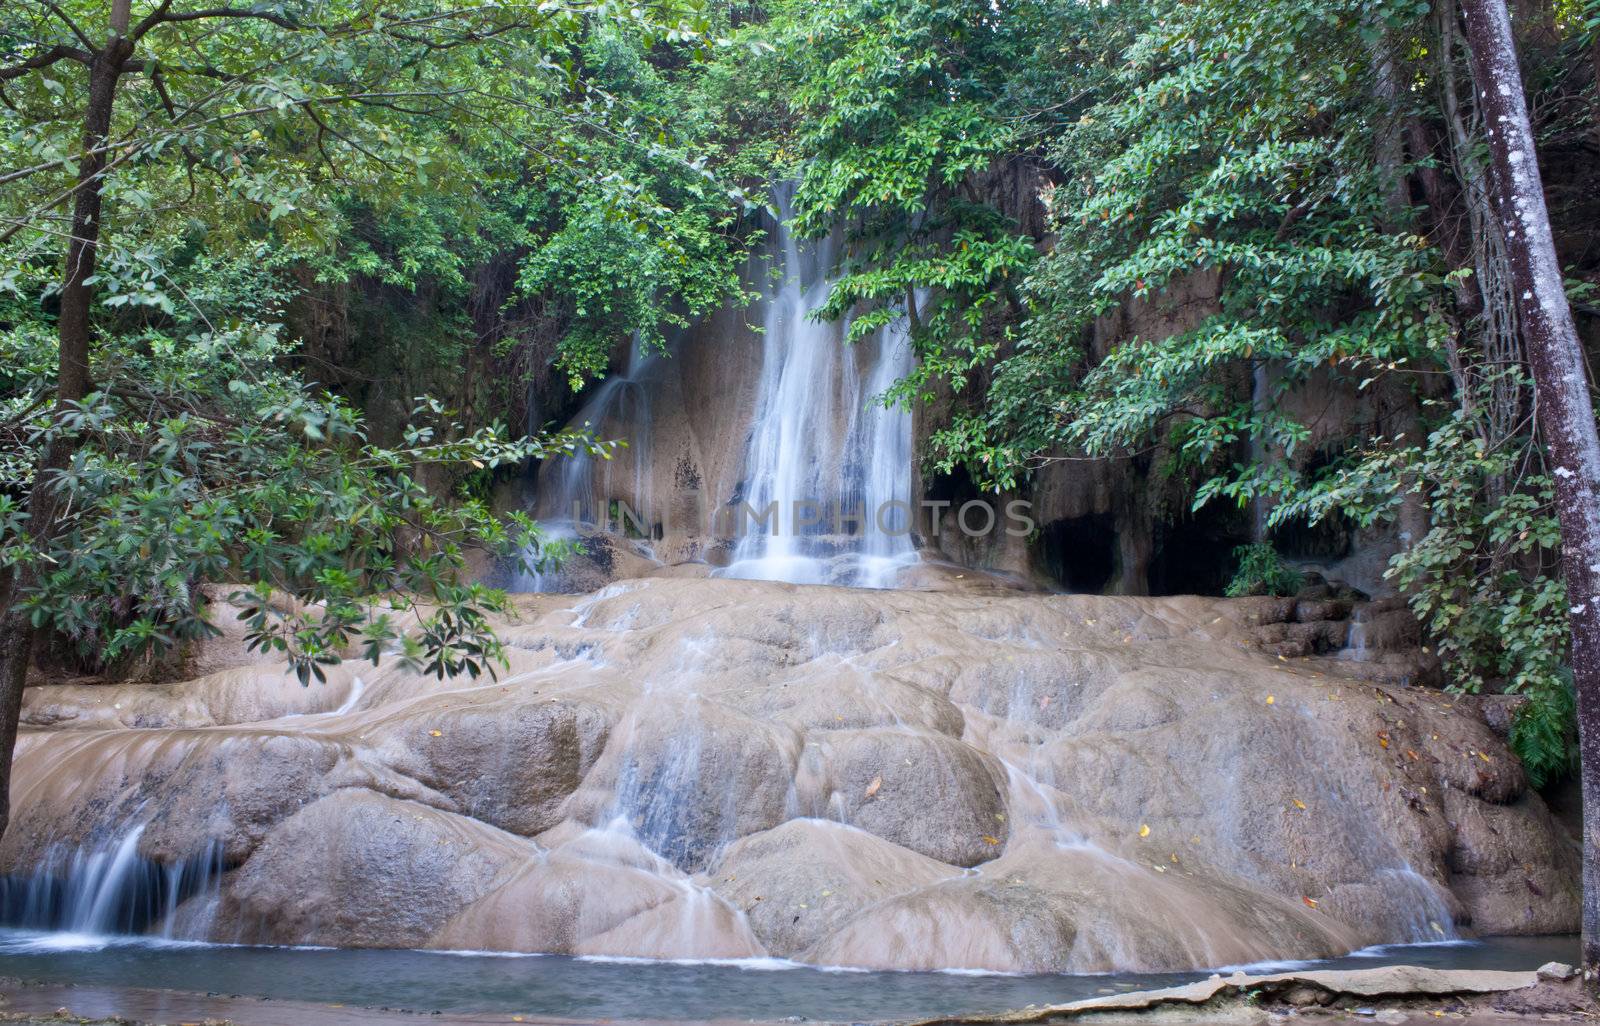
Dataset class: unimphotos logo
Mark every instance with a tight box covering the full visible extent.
[560,497,1035,539]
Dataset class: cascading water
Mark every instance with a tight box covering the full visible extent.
[518,338,661,591]
[718,187,918,588]
[533,336,659,530]
[520,186,919,591]
[0,827,226,945]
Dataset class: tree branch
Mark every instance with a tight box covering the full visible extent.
[133,6,303,39]
[147,62,177,118]
[37,2,98,50]
[0,44,93,82]
[129,0,177,41]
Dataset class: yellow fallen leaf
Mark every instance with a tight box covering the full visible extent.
[864,776,882,799]
[1478,751,1491,763]
[982,835,1001,845]
[1266,694,1275,705]
[1138,824,1151,838]
[429,729,442,738]
[1291,798,1306,810]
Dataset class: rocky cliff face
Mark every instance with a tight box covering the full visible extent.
[2,578,1576,971]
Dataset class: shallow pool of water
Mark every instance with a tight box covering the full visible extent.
[0,932,1574,1023]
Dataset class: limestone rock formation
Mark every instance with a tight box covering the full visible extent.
[0,577,1579,972]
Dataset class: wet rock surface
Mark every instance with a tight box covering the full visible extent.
[0,577,1580,972]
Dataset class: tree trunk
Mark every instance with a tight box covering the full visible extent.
[0,22,130,841]
[1459,0,1600,988]
[1592,34,1600,151]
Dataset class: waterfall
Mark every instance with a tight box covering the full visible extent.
[718,187,918,588]
[517,339,660,592]
[1376,868,1460,944]
[0,828,226,943]
[533,336,658,531]
[521,186,920,591]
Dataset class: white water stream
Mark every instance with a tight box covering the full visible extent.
[526,186,918,590]
[717,187,917,588]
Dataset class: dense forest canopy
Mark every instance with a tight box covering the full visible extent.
[1,0,1598,787]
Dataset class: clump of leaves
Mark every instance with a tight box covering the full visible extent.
[0,259,608,686]
[1510,670,1578,789]
[1225,544,1303,598]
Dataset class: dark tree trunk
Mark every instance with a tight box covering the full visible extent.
[1459,0,1600,988]
[0,13,131,841]
[1592,36,1600,151]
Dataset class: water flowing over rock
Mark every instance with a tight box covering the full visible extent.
[0,578,1577,972]
[518,187,921,591]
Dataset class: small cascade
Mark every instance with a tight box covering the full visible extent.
[609,704,711,872]
[842,295,919,589]
[1340,604,1375,662]
[533,337,658,529]
[1377,868,1459,943]
[719,187,918,587]
[518,340,660,592]
[0,828,226,942]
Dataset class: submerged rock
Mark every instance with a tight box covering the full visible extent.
[0,577,1580,972]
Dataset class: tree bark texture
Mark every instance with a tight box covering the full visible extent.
[1460,0,1600,987]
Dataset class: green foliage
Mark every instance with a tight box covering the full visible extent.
[1272,382,1575,784]
[1510,671,1578,790]
[0,253,609,683]
[0,0,750,404]
[933,0,1443,495]
[512,26,761,388]
[712,0,1105,407]
[0,0,701,685]
[1225,544,1303,598]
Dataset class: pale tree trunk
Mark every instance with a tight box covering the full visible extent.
[1459,0,1600,987]
[0,4,131,841]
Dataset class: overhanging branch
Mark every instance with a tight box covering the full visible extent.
[0,44,93,82]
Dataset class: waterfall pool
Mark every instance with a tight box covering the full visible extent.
[0,932,1575,1024]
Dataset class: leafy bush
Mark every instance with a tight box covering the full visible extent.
[1510,670,1578,789]
[1225,544,1303,598]
[0,258,607,685]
